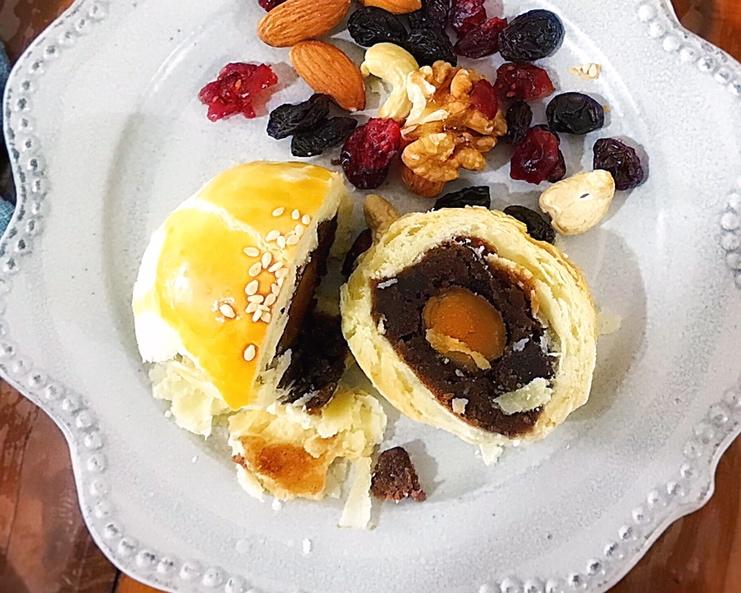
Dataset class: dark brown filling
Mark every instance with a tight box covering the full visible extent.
[371,239,555,437]
[274,217,347,411]
[279,311,348,412]
[277,218,337,352]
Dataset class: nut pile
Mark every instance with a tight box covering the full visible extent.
[196,0,648,239]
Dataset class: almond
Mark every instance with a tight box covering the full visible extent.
[361,0,421,15]
[401,165,445,198]
[290,41,366,111]
[258,0,351,48]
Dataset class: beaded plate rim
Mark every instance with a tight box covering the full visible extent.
[1,1,740,592]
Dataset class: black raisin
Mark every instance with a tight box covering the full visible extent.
[499,9,564,62]
[291,117,357,157]
[593,138,645,190]
[348,7,408,47]
[503,205,555,243]
[433,186,490,210]
[408,0,450,30]
[404,27,457,66]
[503,101,533,144]
[267,94,331,139]
[342,229,373,278]
[546,92,605,135]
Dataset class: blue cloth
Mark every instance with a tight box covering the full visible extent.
[1,41,14,235]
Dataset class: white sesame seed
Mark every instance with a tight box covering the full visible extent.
[246,303,259,314]
[245,280,259,295]
[277,236,287,249]
[291,209,300,220]
[266,230,280,242]
[252,310,263,323]
[219,303,236,319]
[244,247,260,257]
[301,214,311,225]
[248,294,265,304]
[286,234,299,246]
[264,293,277,307]
[294,224,304,237]
[272,207,285,217]
[261,312,272,323]
[243,344,257,362]
[277,277,285,287]
[268,261,283,273]
[271,282,282,294]
[261,252,272,268]
[248,262,263,277]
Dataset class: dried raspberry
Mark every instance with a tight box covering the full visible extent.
[258,0,286,10]
[494,63,554,102]
[340,118,401,189]
[450,0,487,35]
[198,63,278,121]
[469,79,499,119]
[510,126,565,185]
[454,17,507,58]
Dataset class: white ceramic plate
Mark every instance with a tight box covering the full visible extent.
[2,1,740,592]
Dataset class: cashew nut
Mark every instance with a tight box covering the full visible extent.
[360,43,418,121]
[539,170,616,235]
[364,194,400,240]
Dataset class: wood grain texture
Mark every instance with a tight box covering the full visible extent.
[0,1,739,593]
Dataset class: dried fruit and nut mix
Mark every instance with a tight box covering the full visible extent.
[201,0,647,236]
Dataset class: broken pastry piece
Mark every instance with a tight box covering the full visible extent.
[228,386,387,503]
[371,447,426,502]
[133,162,348,436]
[341,206,597,449]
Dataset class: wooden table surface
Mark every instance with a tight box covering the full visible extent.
[1,1,739,592]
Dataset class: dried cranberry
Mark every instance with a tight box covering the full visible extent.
[593,138,645,190]
[433,186,490,210]
[267,94,331,139]
[503,101,533,144]
[340,118,402,189]
[450,0,486,35]
[546,92,605,135]
[342,229,373,278]
[503,205,555,243]
[469,80,498,119]
[494,63,554,102]
[291,117,357,157]
[258,0,286,10]
[199,63,278,121]
[409,0,451,30]
[404,27,457,66]
[510,127,565,185]
[348,7,408,47]
[454,17,508,58]
[499,10,565,62]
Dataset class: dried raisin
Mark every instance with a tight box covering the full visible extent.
[409,0,450,30]
[404,27,457,66]
[267,94,331,139]
[503,101,533,144]
[258,0,286,10]
[433,186,491,210]
[454,17,508,59]
[546,92,605,135]
[494,63,554,102]
[291,117,357,157]
[593,138,645,190]
[348,7,408,47]
[510,126,565,185]
[499,10,565,62]
[503,205,555,243]
[340,118,402,189]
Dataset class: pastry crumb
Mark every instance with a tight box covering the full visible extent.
[598,310,622,335]
[302,538,312,554]
[452,398,468,415]
[569,63,602,80]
